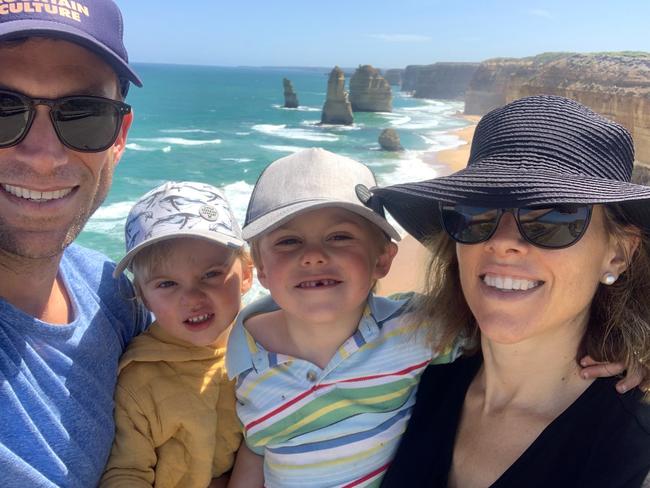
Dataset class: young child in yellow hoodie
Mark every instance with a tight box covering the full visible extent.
[100,181,253,488]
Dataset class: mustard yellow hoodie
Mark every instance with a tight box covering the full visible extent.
[100,322,242,488]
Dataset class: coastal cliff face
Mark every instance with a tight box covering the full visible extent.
[401,63,479,100]
[384,69,403,86]
[349,65,392,112]
[283,78,299,108]
[401,65,423,92]
[464,53,650,163]
[321,66,354,125]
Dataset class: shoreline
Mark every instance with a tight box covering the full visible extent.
[377,114,479,296]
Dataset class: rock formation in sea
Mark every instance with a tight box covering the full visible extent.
[400,63,479,100]
[283,78,299,108]
[378,128,403,151]
[384,69,404,86]
[349,65,392,112]
[464,52,650,163]
[321,66,354,125]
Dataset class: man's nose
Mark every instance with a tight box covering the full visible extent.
[13,106,68,172]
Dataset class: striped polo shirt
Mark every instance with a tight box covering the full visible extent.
[226,293,462,488]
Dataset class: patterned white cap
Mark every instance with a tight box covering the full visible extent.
[113,181,244,277]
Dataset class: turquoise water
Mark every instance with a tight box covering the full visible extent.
[78,64,469,297]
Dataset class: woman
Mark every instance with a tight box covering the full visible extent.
[374,95,650,487]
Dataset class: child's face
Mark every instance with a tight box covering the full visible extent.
[255,207,397,324]
[138,238,252,347]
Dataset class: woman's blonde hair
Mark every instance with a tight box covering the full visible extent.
[414,204,650,376]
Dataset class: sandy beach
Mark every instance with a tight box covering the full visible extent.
[377,115,479,296]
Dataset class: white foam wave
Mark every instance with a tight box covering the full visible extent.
[220,180,269,303]
[92,201,135,220]
[222,180,254,226]
[159,128,217,134]
[85,201,136,236]
[398,119,441,130]
[126,143,173,153]
[271,104,321,112]
[259,144,308,153]
[236,132,251,136]
[130,137,222,146]
[252,124,339,142]
[222,157,253,163]
[302,120,363,131]
[377,112,411,126]
[419,132,467,152]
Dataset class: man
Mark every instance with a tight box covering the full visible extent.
[0,2,150,487]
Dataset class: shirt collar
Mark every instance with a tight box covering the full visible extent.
[226,293,410,379]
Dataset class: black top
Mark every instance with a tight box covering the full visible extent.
[381,355,650,488]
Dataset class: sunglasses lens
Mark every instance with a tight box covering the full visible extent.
[54,98,121,151]
[441,205,500,244]
[518,205,591,248]
[0,92,31,146]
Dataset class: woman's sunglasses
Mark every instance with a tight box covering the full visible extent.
[0,89,131,153]
[439,203,593,249]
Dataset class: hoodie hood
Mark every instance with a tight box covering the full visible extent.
[118,322,227,373]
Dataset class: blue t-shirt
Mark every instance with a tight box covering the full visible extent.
[0,244,150,488]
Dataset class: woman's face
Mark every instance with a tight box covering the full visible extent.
[457,205,628,345]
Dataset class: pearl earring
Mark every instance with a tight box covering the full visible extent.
[602,272,617,285]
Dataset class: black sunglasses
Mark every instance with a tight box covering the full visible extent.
[439,203,593,249]
[0,89,131,153]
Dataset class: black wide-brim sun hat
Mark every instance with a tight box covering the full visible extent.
[371,95,650,242]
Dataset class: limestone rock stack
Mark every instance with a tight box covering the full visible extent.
[464,52,650,163]
[349,65,392,112]
[321,66,353,125]
[283,78,299,108]
[378,128,403,151]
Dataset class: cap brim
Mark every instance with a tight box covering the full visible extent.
[113,231,244,279]
[0,20,142,88]
[374,165,650,242]
[242,200,401,242]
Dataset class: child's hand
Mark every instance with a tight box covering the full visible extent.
[579,355,649,394]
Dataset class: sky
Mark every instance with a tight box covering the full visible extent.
[116,0,650,68]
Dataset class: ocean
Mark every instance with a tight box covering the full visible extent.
[78,63,469,298]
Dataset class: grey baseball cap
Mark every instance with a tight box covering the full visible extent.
[113,181,244,278]
[242,148,400,241]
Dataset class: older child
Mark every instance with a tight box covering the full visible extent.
[101,181,253,488]
[226,148,462,487]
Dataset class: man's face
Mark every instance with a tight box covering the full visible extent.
[0,38,132,259]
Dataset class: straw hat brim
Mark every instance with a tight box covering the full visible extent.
[373,165,650,243]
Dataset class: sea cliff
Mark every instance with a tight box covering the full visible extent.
[402,62,479,99]
[464,52,650,163]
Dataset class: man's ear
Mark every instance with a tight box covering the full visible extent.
[112,110,133,163]
[373,241,398,280]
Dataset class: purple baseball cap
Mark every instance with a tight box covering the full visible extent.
[0,0,142,94]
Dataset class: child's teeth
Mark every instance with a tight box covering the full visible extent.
[187,314,210,323]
